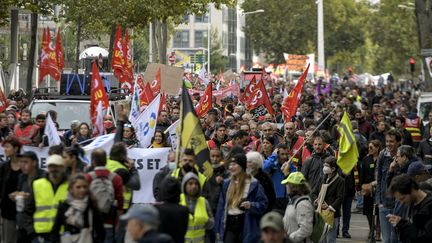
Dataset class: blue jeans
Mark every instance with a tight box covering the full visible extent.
[379,207,398,243]
[356,192,364,209]
[104,227,115,243]
[342,197,353,233]
[323,217,339,243]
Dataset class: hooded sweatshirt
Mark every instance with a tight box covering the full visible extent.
[155,176,189,243]
[181,172,215,230]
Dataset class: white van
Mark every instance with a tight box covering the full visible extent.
[417,92,432,125]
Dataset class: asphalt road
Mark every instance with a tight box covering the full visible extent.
[338,212,372,243]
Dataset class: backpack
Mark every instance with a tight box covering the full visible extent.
[89,172,116,214]
[295,197,330,243]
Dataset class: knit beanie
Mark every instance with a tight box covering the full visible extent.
[230,153,247,171]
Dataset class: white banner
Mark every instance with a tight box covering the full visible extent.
[164,119,179,151]
[44,114,61,146]
[135,94,161,148]
[129,82,141,126]
[0,144,171,204]
[130,147,170,203]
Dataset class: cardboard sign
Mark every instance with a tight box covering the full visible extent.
[143,63,184,95]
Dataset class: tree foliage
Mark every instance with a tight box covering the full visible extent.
[242,0,419,76]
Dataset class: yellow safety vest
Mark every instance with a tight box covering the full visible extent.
[172,168,207,189]
[106,158,132,210]
[32,178,68,234]
[180,194,209,243]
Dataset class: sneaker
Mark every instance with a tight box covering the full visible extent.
[343,232,352,238]
[351,207,362,214]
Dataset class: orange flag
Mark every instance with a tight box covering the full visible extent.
[281,64,310,121]
[90,61,109,135]
[55,27,64,70]
[195,83,213,117]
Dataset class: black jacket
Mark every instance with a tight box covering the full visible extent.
[51,200,105,243]
[301,151,331,195]
[154,177,188,243]
[313,174,345,218]
[396,193,432,243]
[254,168,276,212]
[418,139,432,165]
[153,165,171,201]
[207,165,229,213]
[137,229,174,243]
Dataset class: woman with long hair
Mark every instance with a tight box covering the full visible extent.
[72,123,92,145]
[215,153,268,243]
[150,130,168,148]
[360,139,382,241]
[120,123,140,148]
[63,144,88,176]
[282,172,314,242]
[52,173,105,242]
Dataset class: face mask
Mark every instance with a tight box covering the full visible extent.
[168,162,176,171]
[104,120,113,129]
[212,163,222,169]
[323,166,333,175]
[182,163,193,173]
[296,112,301,117]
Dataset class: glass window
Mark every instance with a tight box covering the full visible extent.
[195,13,209,23]
[173,31,189,48]
[194,31,208,48]
[182,15,189,23]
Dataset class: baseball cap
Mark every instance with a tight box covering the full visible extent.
[260,212,284,231]
[407,161,432,176]
[120,204,159,226]
[18,151,38,161]
[46,154,65,166]
[281,172,306,185]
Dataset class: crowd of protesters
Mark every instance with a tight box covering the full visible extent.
[0,72,431,243]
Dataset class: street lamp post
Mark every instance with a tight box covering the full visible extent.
[238,9,264,73]
[317,0,325,72]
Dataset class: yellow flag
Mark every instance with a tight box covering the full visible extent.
[337,112,359,174]
[177,82,213,178]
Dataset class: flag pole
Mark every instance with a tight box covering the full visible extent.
[282,104,339,174]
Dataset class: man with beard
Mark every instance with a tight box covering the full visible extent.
[355,109,373,139]
[13,109,40,146]
[301,135,331,198]
[23,155,68,242]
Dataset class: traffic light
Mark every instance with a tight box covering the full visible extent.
[410,57,415,74]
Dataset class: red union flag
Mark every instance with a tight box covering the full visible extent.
[39,27,60,83]
[90,61,109,134]
[55,27,64,70]
[246,78,274,114]
[140,82,155,107]
[281,64,310,120]
[0,87,8,112]
[120,28,133,90]
[195,83,212,117]
[112,25,125,81]
[240,76,257,103]
[150,68,161,95]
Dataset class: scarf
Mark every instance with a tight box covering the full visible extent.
[65,194,89,228]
